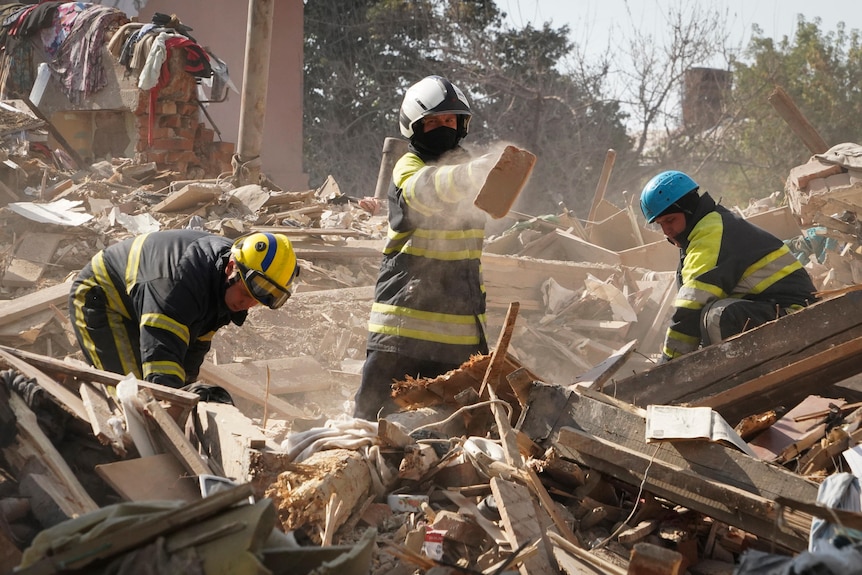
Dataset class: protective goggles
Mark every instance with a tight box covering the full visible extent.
[236,262,292,309]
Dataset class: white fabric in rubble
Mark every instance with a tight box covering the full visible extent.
[138,31,168,90]
[282,418,378,462]
[809,472,862,553]
[814,142,862,170]
[281,418,396,496]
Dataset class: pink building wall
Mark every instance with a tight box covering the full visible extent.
[137,0,308,190]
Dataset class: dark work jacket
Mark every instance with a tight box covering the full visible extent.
[70,230,245,387]
[664,192,817,359]
[366,145,490,363]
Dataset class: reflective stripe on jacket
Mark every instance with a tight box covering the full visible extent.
[367,149,490,363]
[663,193,816,359]
[69,230,244,387]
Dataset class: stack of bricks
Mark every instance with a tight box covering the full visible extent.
[132,49,234,179]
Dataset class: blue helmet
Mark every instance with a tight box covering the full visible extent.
[640,170,699,223]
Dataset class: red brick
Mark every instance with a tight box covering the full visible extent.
[159,115,183,128]
[133,95,150,115]
[210,141,235,154]
[175,127,197,140]
[179,102,199,116]
[157,101,177,115]
[195,125,215,144]
[136,151,168,164]
[166,150,199,164]
[150,138,194,151]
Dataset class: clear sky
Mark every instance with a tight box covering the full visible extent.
[501,0,862,66]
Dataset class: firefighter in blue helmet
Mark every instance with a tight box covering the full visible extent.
[353,75,495,420]
[640,170,817,362]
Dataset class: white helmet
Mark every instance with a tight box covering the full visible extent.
[398,75,472,140]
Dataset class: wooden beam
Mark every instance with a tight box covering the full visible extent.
[0,347,89,422]
[569,339,637,391]
[586,149,617,233]
[0,281,71,328]
[491,476,557,575]
[141,389,214,477]
[692,337,862,411]
[557,425,810,551]
[0,345,198,425]
[609,291,862,423]
[6,392,98,517]
[21,96,85,169]
[521,384,819,505]
[768,85,829,155]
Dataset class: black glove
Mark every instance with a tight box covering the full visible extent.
[181,383,234,405]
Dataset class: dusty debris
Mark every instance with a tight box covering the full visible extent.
[0,10,861,571]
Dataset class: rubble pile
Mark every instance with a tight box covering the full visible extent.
[0,5,862,569]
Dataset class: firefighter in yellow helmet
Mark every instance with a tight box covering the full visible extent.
[68,230,298,400]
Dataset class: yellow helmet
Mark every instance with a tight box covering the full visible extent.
[230,232,299,309]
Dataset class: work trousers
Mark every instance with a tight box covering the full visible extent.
[68,282,142,379]
[700,298,790,347]
[353,350,461,421]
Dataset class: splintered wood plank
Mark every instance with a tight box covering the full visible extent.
[79,382,127,456]
[556,426,810,552]
[474,145,536,219]
[0,310,53,344]
[2,232,65,287]
[569,339,637,391]
[490,476,557,575]
[441,490,508,546]
[0,347,89,422]
[140,389,213,477]
[96,453,201,502]
[0,280,71,328]
[7,392,98,514]
[198,402,275,483]
[217,356,332,395]
[266,449,372,542]
[746,395,841,462]
[0,344,199,425]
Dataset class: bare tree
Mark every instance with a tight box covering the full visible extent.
[613,1,732,159]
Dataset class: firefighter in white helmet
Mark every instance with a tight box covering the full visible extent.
[69,230,299,400]
[354,75,495,420]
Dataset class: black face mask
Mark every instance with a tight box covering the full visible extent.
[412,126,459,157]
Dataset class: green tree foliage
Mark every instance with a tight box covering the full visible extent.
[302,0,631,216]
[699,17,862,207]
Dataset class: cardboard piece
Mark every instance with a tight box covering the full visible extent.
[95,453,201,502]
[152,183,221,213]
[2,233,65,287]
[474,145,536,219]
